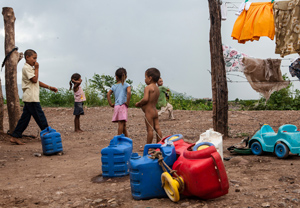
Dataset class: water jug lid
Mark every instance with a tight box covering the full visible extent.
[131,152,141,159]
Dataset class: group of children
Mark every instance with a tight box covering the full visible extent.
[9,49,174,147]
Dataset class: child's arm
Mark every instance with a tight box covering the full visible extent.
[39,81,58,93]
[30,62,39,83]
[72,79,82,92]
[107,89,114,107]
[135,86,150,107]
[125,86,131,107]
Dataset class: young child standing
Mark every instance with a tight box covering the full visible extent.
[135,68,163,144]
[107,68,131,137]
[70,73,86,132]
[9,49,58,145]
[157,78,175,120]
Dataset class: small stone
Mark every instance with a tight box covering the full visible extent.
[292,189,300,194]
[181,202,190,206]
[111,183,117,186]
[235,188,241,192]
[277,202,286,207]
[58,152,64,156]
[230,180,240,185]
[232,201,239,205]
[93,198,103,204]
[72,201,83,207]
[262,202,270,207]
[108,198,115,203]
[33,153,42,157]
[202,204,208,208]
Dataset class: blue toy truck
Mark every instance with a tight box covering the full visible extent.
[249,124,300,159]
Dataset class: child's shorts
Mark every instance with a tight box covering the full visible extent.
[112,104,128,122]
[73,102,84,115]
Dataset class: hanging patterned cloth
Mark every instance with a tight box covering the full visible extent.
[289,58,300,80]
[242,57,290,101]
[273,0,300,57]
[231,2,275,44]
[222,44,249,72]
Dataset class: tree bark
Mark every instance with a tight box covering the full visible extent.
[2,7,21,133]
[0,78,3,133]
[208,0,228,137]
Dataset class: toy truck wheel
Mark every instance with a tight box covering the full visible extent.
[251,142,263,155]
[275,143,289,159]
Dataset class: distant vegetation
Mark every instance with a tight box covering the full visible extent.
[11,73,300,111]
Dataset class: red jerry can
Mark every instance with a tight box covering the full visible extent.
[158,134,193,157]
[172,145,229,199]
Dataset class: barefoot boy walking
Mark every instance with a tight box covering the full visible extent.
[135,68,162,144]
[9,49,58,145]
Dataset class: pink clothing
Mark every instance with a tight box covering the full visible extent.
[74,86,86,102]
[112,104,128,122]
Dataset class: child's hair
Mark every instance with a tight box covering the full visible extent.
[146,68,160,82]
[69,73,81,90]
[24,49,37,59]
[115,67,127,85]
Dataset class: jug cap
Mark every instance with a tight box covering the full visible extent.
[131,152,141,159]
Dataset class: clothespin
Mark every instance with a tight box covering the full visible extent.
[245,0,248,2]
[271,0,274,3]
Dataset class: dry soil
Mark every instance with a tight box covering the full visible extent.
[1,106,300,208]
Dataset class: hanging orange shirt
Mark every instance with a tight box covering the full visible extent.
[231,2,275,44]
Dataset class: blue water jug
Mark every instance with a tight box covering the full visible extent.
[129,143,176,200]
[101,134,133,177]
[40,126,63,156]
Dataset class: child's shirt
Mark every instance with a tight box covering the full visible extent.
[157,86,168,108]
[74,86,86,102]
[111,83,130,106]
[22,63,40,102]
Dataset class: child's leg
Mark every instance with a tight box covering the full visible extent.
[153,117,162,143]
[78,115,83,132]
[122,121,128,137]
[28,102,49,130]
[167,103,175,119]
[10,103,32,145]
[144,115,154,144]
[158,106,167,116]
[118,121,124,135]
[75,115,80,132]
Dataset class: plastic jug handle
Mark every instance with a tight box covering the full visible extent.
[143,144,162,156]
[109,134,125,146]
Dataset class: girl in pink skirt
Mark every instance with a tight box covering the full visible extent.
[107,68,131,137]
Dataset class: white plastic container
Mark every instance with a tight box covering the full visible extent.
[196,128,223,160]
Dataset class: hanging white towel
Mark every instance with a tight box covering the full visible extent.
[235,2,252,16]
[221,1,228,20]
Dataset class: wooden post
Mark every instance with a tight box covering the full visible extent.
[2,7,21,133]
[208,0,228,137]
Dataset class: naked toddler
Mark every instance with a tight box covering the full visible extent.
[135,68,162,144]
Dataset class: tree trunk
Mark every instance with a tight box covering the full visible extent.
[0,78,4,133]
[208,0,228,137]
[2,7,21,133]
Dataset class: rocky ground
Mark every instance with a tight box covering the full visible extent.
[1,106,300,208]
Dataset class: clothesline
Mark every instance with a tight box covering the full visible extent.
[226,73,299,83]
[224,57,295,61]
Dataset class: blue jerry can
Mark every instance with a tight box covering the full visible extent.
[101,134,133,177]
[40,126,63,156]
[129,143,176,200]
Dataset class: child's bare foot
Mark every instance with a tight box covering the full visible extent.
[75,130,83,133]
[10,137,25,145]
[78,129,84,132]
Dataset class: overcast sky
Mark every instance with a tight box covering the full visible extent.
[1,0,299,100]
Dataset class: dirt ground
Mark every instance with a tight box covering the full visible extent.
[1,106,300,208]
